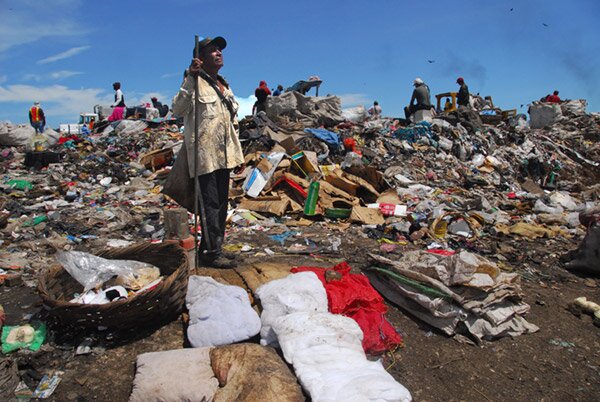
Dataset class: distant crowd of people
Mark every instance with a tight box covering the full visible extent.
[25,64,566,135]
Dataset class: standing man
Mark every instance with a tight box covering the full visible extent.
[108,82,126,121]
[112,82,126,107]
[456,77,470,107]
[252,80,271,115]
[404,78,432,119]
[172,36,244,268]
[28,101,46,133]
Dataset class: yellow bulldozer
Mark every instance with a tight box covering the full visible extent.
[435,92,517,124]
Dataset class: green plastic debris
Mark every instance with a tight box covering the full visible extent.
[23,215,48,227]
[1,322,46,354]
[7,180,33,191]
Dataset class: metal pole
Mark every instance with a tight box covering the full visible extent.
[193,35,212,269]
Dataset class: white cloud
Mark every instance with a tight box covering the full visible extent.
[23,74,43,82]
[49,70,83,79]
[161,72,181,79]
[37,46,90,64]
[0,1,87,54]
[23,71,83,82]
[0,84,111,120]
[235,95,256,118]
[338,93,370,107]
[0,75,6,84]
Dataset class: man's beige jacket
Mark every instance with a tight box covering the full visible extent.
[172,74,244,177]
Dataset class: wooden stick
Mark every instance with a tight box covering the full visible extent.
[474,387,493,402]
[193,35,212,269]
[427,356,464,370]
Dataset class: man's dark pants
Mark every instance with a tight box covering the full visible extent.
[197,168,230,258]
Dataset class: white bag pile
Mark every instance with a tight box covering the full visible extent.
[256,272,412,402]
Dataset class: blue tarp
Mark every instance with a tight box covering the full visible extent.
[392,121,433,143]
[304,128,340,147]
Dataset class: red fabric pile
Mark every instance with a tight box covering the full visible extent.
[292,262,402,354]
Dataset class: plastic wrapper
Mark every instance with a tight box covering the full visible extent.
[55,251,160,292]
[1,322,46,354]
[115,266,161,290]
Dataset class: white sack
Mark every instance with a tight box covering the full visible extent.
[529,102,562,129]
[549,191,580,211]
[342,105,368,122]
[255,271,327,346]
[0,122,35,146]
[186,276,261,347]
[272,312,412,402]
[115,120,148,136]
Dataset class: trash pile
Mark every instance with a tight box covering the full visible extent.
[368,251,539,343]
[0,90,599,399]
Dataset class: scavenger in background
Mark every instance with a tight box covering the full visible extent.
[108,82,127,122]
[368,101,382,118]
[404,77,432,120]
[171,36,245,268]
[546,90,562,103]
[253,80,271,115]
[28,101,46,134]
[112,82,126,107]
[456,77,470,107]
[272,84,284,96]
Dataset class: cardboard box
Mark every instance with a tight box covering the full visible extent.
[290,151,320,180]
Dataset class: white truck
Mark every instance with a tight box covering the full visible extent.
[59,112,99,135]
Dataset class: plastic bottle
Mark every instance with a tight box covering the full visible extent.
[304,181,320,216]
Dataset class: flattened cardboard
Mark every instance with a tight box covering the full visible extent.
[325,169,360,195]
[377,189,402,204]
[238,197,290,216]
[350,206,385,225]
[256,157,274,174]
[347,166,389,192]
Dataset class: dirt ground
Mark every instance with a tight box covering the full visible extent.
[1,225,599,402]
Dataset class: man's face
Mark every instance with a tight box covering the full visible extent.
[200,44,223,71]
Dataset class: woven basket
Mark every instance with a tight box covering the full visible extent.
[38,242,189,341]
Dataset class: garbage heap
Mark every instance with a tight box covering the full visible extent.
[227,96,598,343]
[0,92,599,400]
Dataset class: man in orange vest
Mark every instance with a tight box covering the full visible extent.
[28,101,46,133]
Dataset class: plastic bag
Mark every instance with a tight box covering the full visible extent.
[2,322,46,354]
[55,251,160,291]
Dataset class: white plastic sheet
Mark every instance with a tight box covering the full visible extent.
[55,251,158,292]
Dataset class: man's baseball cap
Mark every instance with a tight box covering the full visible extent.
[196,36,227,53]
[456,77,464,84]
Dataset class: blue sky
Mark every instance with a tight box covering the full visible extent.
[1,0,599,127]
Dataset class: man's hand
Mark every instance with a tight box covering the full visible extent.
[233,163,246,175]
[189,58,203,76]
